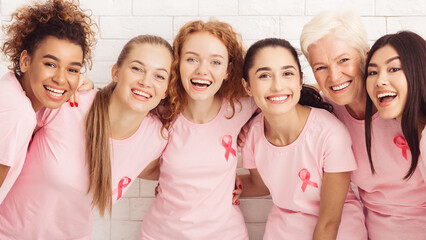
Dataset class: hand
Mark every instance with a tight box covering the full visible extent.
[237,124,249,148]
[68,75,94,107]
[232,175,243,205]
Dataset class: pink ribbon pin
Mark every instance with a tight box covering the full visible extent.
[394,135,409,160]
[298,168,318,192]
[222,135,236,161]
[112,176,131,200]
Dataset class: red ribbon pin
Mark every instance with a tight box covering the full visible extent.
[298,168,318,192]
[112,176,131,200]
[394,135,409,160]
[222,135,236,161]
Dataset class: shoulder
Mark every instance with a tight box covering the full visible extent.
[0,73,33,112]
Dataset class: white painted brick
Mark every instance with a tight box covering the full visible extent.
[129,198,155,220]
[240,198,273,222]
[246,222,267,240]
[218,16,280,40]
[91,211,111,240]
[139,179,158,197]
[199,0,238,16]
[93,39,128,62]
[361,17,387,40]
[80,0,131,15]
[112,198,130,220]
[387,17,426,38]
[100,17,173,40]
[305,0,375,16]
[123,177,140,198]
[133,0,198,16]
[110,220,141,240]
[239,0,304,15]
[0,0,29,15]
[280,16,312,40]
[86,61,114,87]
[376,0,426,16]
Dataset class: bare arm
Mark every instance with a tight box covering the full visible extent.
[313,171,351,240]
[0,164,11,187]
[138,158,161,180]
[239,168,270,197]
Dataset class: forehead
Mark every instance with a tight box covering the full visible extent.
[370,45,399,62]
[253,46,297,67]
[308,34,358,62]
[126,43,172,68]
[181,31,228,57]
[33,36,83,59]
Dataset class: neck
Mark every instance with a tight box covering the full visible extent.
[109,91,148,140]
[20,74,42,112]
[182,95,222,124]
[263,104,311,146]
[345,92,367,120]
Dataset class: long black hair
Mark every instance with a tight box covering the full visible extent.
[243,38,332,112]
[365,31,426,179]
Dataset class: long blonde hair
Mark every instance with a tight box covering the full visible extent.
[85,35,172,216]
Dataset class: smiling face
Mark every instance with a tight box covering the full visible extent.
[243,46,302,116]
[307,34,365,106]
[112,43,172,114]
[179,31,229,102]
[366,45,408,122]
[20,36,83,111]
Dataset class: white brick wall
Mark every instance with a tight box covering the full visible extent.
[0,1,424,239]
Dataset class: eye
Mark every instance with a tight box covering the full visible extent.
[339,58,349,63]
[68,68,80,74]
[44,62,56,68]
[187,57,197,63]
[367,70,377,76]
[155,74,166,80]
[389,67,401,73]
[259,73,270,79]
[284,71,294,76]
[132,66,143,72]
[212,60,221,65]
[315,66,326,71]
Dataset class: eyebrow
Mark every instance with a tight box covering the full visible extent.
[43,54,83,67]
[368,56,400,67]
[131,60,169,74]
[183,51,225,59]
[255,65,296,74]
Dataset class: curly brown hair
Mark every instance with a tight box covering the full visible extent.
[161,20,246,130]
[1,0,97,77]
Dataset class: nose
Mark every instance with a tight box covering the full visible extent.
[329,65,342,83]
[138,72,152,87]
[375,71,388,87]
[196,60,208,75]
[52,69,67,85]
[271,76,283,92]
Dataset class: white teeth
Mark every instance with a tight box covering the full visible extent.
[377,92,397,99]
[331,82,350,91]
[45,86,65,94]
[269,96,288,101]
[132,89,151,98]
[191,79,212,86]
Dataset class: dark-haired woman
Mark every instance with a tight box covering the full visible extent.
[239,38,366,240]
[0,0,96,205]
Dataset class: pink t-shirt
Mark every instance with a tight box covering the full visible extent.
[328,98,426,240]
[0,72,36,204]
[419,127,426,183]
[140,97,257,240]
[0,90,167,239]
[242,108,366,240]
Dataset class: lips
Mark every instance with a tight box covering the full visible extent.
[43,85,66,99]
[266,94,289,104]
[377,91,397,103]
[131,88,152,101]
[330,81,351,91]
[190,78,212,89]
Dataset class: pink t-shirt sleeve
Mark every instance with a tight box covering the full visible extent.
[241,114,261,169]
[0,110,35,166]
[322,119,357,173]
[419,127,426,182]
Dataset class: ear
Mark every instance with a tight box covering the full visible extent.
[365,48,371,59]
[111,64,119,83]
[241,78,252,96]
[19,50,31,73]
